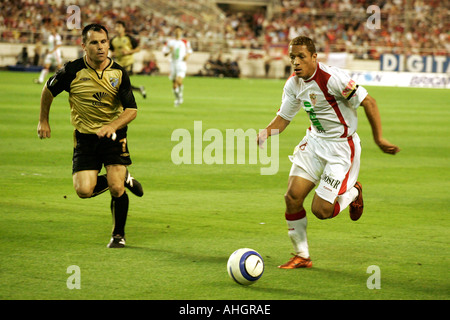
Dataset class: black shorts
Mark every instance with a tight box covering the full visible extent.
[72,127,132,174]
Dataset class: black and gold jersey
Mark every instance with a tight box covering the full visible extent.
[110,34,138,68]
[46,56,137,134]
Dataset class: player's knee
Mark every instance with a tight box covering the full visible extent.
[284,191,304,209]
[75,187,93,199]
[312,209,329,220]
[108,183,124,198]
[284,192,296,206]
[73,177,95,198]
[311,205,332,220]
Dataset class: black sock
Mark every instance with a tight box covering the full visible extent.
[91,174,108,197]
[111,192,129,237]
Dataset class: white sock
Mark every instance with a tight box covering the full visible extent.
[334,186,359,215]
[179,85,184,99]
[173,87,179,99]
[286,210,309,258]
[39,68,49,83]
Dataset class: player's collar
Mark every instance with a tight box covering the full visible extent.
[84,56,112,80]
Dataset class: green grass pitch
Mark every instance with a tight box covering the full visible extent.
[0,70,448,300]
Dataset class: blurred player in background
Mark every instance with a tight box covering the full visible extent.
[37,23,144,248]
[34,26,62,84]
[257,36,400,269]
[163,26,193,106]
[110,20,147,98]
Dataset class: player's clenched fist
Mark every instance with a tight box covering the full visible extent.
[37,121,51,139]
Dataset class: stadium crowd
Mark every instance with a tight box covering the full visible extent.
[0,0,448,60]
[269,0,449,58]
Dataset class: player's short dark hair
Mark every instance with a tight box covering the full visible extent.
[82,24,109,44]
[116,20,127,29]
[289,36,316,55]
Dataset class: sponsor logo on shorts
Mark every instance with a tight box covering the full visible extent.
[299,142,307,150]
[322,174,341,189]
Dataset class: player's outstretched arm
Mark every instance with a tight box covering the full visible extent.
[257,115,290,148]
[361,94,400,155]
[37,85,54,139]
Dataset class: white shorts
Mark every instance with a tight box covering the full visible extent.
[169,61,187,80]
[289,129,361,204]
[44,51,62,66]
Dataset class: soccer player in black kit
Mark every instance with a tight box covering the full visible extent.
[37,24,144,248]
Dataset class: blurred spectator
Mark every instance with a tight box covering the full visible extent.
[224,58,240,78]
[16,46,28,65]
[139,50,160,75]
[197,54,225,77]
[33,34,42,66]
[196,54,240,78]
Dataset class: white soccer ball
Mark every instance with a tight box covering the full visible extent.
[227,248,264,285]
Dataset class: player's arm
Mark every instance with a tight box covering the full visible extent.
[184,51,191,61]
[37,85,54,139]
[109,37,116,57]
[123,35,140,55]
[51,37,62,54]
[126,47,140,55]
[360,94,400,155]
[163,48,172,57]
[96,109,137,139]
[54,43,61,53]
[97,67,138,139]
[37,63,71,139]
[163,42,172,56]
[257,115,290,148]
[184,42,193,61]
[257,78,299,147]
[37,60,79,139]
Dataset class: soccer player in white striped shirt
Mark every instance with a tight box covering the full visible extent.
[257,36,400,269]
[163,26,193,106]
[35,27,62,84]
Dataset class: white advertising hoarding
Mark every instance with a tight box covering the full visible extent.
[347,70,450,89]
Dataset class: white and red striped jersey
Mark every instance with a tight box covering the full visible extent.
[277,62,368,139]
[163,38,193,63]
